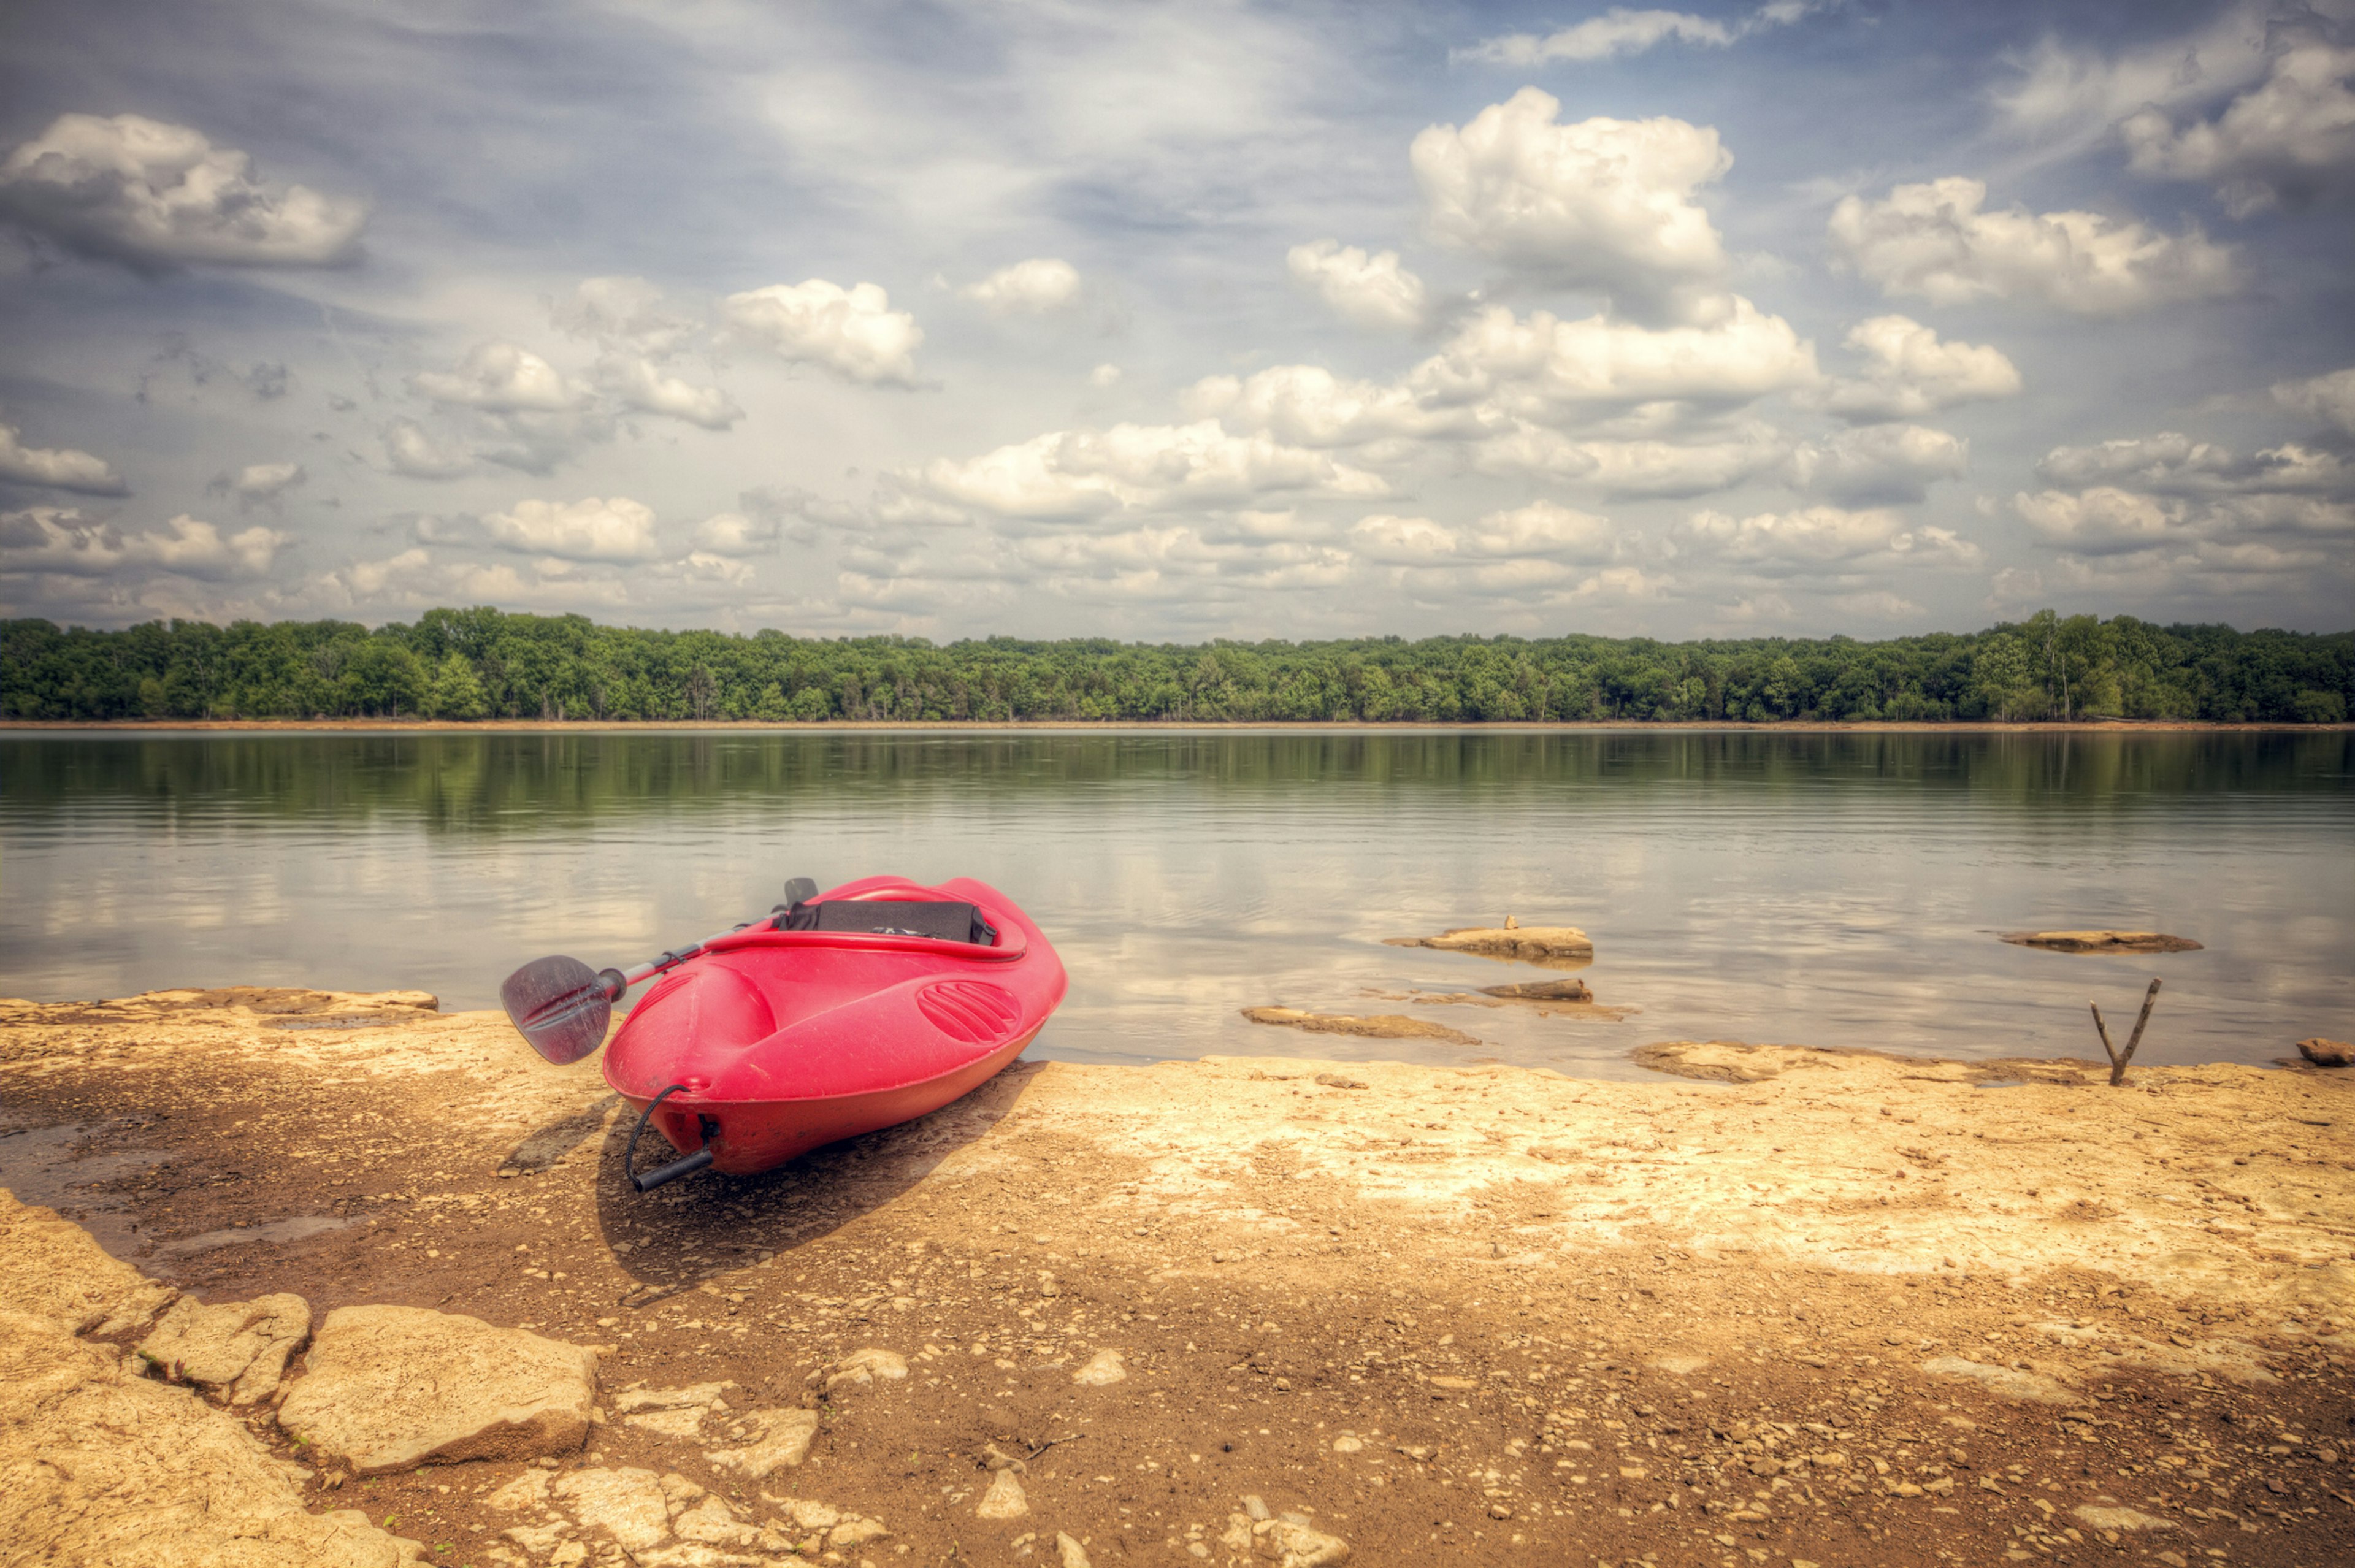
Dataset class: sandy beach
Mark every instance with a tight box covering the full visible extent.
[2,988,2350,1567]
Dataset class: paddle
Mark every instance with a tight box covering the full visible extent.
[499,878,821,1065]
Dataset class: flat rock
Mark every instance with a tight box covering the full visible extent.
[551,1466,668,1551]
[1385,924,1593,962]
[277,1304,599,1475]
[812,1345,906,1391]
[0,1306,425,1566]
[2001,930,2202,954]
[703,1405,820,1477]
[1241,1007,1476,1045]
[2072,1502,2175,1531]
[136,1291,312,1405]
[0,1188,178,1336]
[1919,1355,2075,1405]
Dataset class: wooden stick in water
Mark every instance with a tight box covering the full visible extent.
[2117,977,2162,1084]
[2089,978,2163,1085]
[2089,1001,2120,1077]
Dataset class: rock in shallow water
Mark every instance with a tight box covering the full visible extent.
[277,1304,599,1474]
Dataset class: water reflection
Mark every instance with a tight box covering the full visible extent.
[2,729,2349,1079]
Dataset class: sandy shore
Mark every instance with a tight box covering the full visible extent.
[3,989,2351,1567]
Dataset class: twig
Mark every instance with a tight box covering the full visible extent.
[2089,978,2162,1085]
[1025,1432,1086,1461]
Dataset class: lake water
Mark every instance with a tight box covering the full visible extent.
[2,729,2349,1079]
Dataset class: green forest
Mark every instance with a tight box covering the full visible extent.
[2,608,2348,725]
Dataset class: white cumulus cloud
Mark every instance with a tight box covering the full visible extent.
[2013,487,2189,554]
[1816,316,2022,423]
[1458,8,1734,66]
[1412,297,1818,423]
[908,421,1386,523]
[1285,240,1429,331]
[1,509,284,580]
[2124,42,2355,215]
[723,279,924,386]
[1827,177,2237,315]
[959,258,1082,316]
[0,419,126,494]
[1787,423,1969,505]
[413,343,591,413]
[2272,364,2355,435]
[1411,88,1731,315]
[482,495,661,562]
[0,113,367,269]
[1184,365,1480,449]
[597,355,742,430]
[382,419,473,480]
[691,510,781,556]
[2036,434,2349,497]
[553,275,693,356]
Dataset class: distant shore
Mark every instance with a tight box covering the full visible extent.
[4,717,2344,735]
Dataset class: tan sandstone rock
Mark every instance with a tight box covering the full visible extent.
[1385,924,1593,962]
[1240,1008,1476,1045]
[2001,930,2202,954]
[136,1291,312,1404]
[976,1467,1028,1520]
[277,1304,599,1474]
[0,1306,424,1567]
[0,1188,178,1336]
[551,1466,669,1551]
[812,1345,906,1391]
[703,1405,819,1477]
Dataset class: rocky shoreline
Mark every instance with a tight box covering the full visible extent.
[2,988,2351,1567]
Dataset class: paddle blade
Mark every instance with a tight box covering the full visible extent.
[500,954,615,1065]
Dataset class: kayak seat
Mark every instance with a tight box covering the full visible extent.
[779,898,998,946]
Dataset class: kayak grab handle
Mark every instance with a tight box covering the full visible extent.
[624,1084,718,1193]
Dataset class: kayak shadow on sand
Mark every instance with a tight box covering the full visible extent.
[584,1060,1048,1305]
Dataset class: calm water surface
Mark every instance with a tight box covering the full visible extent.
[2,729,2348,1080]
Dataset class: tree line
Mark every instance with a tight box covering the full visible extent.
[2,607,2348,725]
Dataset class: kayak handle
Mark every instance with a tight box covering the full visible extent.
[624,1084,716,1193]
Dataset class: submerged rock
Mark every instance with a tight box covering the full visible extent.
[2297,1037,2350,1068]
[1385,924,1593,962]
[2001,930,2202,954]
[1241,1007,1476,1045]
[1479,977,1591,1001]
[135,1291,312,1405]
[277,1304,599,1474]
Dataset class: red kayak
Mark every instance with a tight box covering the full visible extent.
[499,876,1065,1189]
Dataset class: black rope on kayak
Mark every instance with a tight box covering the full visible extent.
[624,1084,716,1193]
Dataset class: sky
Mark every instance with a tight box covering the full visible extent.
[1,1,2351,642]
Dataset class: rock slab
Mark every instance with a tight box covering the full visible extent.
[136,1291,312,1404]
[277,1304,599,1474]
[0,1306,424,1567]
[0,1188,178,1336]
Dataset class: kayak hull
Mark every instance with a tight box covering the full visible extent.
[602,876,1065,1179]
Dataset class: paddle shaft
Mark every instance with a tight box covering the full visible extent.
[610,914,781,995]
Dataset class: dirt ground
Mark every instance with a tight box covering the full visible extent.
[3,987,2351,1568]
